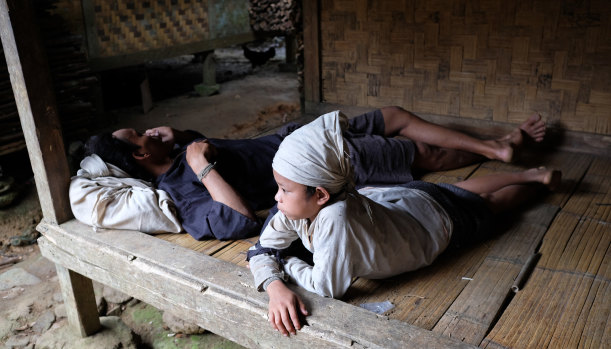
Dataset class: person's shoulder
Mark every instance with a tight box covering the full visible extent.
[317,199,349,222]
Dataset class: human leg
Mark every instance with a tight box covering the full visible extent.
[411,141,484,172]
[380,106,546,163]
[452,168,561,213]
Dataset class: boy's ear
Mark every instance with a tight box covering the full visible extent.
[315,187,331,206]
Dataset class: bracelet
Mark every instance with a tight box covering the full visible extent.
[197,161,217,182]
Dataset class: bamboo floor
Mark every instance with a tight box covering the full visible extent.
[156,150,610,348]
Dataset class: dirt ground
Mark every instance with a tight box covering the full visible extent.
[0,43,300,348]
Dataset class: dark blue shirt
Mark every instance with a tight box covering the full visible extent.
[156,134,283,240]
[154,110,416,241]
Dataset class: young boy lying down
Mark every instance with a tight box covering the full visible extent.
[247,110,561,337]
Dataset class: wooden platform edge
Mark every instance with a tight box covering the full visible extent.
[37,219,476,349]
[304,102,611,159]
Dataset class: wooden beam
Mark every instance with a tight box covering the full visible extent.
[0,0,72,224]
[87,33,257,71]
[38,219,476,348]
[303,0,321,105]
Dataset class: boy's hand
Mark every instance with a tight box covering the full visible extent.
[266,280,309,336]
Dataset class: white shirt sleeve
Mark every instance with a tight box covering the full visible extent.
[248,212,300,291]
[283,211,353,298]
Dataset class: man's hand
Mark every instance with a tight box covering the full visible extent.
[145,126,176,144]
[186,140,218,173]
[266,280,309,336]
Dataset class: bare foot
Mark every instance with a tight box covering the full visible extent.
[482,139,514,163]
[526,167,562,191]
[490,113,546,163]
[520,113,546,142]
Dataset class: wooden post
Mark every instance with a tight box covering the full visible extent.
[0,0,101,336]
[0,0,71,224]
[303,0,321,110]
[56,265,101,337]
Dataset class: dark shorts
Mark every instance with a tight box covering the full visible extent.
[346,109,416,186]
[402,181,494,248]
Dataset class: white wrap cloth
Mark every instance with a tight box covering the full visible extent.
[272,110,353,194]
[69,154,183,233]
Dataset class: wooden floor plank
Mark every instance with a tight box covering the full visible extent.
[431,204,559,344]
[156,233,233,255]
[483,157,611,348]
[483,217,610,348]
[212,236,259,267]
[419,163,480,184]
[343,243,488,329]
[429,152,591,344]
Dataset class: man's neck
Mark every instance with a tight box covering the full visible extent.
[144,157,174,178]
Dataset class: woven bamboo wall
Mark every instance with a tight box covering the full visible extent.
[90,0,210,57]
[49,0,253,69]
[319,0,611,135]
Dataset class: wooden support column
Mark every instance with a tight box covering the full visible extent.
[303,0,321,111]
[0,0,101,336]
[56,265,101,337]
[0,0,70,224]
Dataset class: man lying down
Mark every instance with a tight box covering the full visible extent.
[71,106,546,240]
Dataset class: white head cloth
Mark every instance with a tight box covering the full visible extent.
[273,110,353,194]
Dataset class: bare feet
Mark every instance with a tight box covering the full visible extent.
[488,113,546,163]
[526,167,562,191]
[520,113,546,142]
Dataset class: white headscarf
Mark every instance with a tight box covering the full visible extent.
[272,110,353,194]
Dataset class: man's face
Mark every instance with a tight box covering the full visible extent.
[112,128,172,159]
[273,170,322,222]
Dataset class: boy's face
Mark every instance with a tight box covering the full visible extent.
[273,170,323,222]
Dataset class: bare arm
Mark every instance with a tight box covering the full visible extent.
[186,140,255,220]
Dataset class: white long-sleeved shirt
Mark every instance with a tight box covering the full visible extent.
[249,186,452,298]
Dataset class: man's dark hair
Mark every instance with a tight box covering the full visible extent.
[84,132,152,181]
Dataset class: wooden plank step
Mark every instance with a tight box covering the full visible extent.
[38,219,476,349]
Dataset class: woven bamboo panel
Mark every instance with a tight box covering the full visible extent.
[91,0,210,57]
[320,0,611,135]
